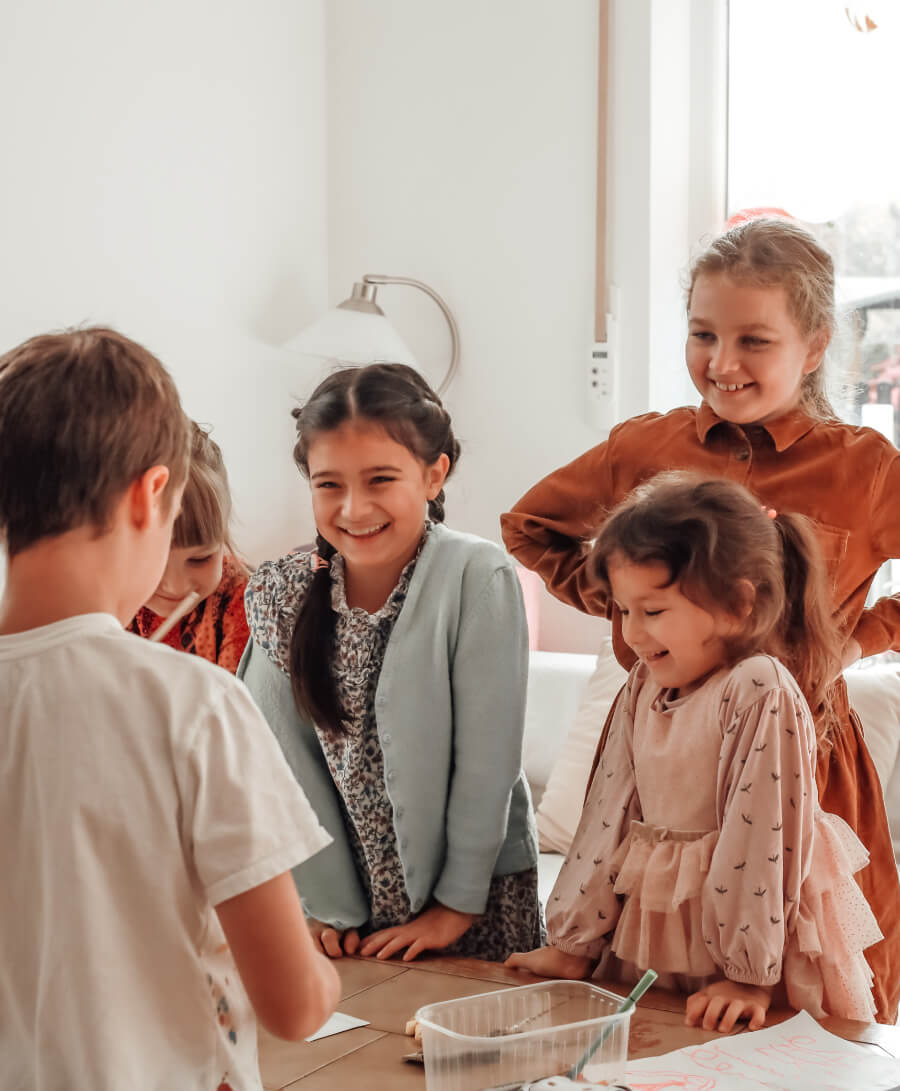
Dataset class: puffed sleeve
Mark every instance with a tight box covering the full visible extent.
[547,679,642,959]
[499,440,616,616]
[702,663,816,986]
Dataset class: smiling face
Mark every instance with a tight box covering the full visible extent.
[608,551,736,696]
[146,541,225,616]
[686,273,826,425]
[307,420,449,583]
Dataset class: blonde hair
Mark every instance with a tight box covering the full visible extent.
[687,217,838,420]
[173,423,243,565]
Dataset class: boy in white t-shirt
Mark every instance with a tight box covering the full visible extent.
[0,329,340,1090]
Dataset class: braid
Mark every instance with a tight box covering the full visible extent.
[428,489,446,523]
[289,532,343,734]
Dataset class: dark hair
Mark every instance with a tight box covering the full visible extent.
[289,363,460,733]
[591,472,842,746]
[0,327,189,557]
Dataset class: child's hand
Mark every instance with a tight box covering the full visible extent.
[358,904,475,961]
[307,917,361,959]
[685,978,772,1032]
[505,946,594,980]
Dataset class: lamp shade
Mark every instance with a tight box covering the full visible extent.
[287,306,418,368]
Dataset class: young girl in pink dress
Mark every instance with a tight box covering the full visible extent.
[507,473,881,1033]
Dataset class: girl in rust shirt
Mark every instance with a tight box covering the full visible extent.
[501,216,900,1022]
[130,422,249,673]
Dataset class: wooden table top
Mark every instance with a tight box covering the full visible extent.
[257,954,900,1090]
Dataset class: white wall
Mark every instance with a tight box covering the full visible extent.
[1,0,625,650]
[324,0,611,651]
[0,0,329,565]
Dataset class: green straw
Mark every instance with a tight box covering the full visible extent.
[566,968,658,1080]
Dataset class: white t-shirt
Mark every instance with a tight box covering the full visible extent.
[0,614,331,1091]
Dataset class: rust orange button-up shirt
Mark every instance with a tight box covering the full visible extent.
[501,402,900,1023]
[501,403,900,663]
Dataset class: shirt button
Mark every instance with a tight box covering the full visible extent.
[734,448,750,461]
[395,806,404,819]
[386,770,396,783]
[407,867,415,879]
[400,837,409,850]
[382,733,392,745]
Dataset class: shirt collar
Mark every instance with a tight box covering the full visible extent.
[696,402,817,452]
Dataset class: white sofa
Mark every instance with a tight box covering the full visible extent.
[523,649,900,907]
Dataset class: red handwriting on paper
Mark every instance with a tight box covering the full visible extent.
[687,1032,852,1077]
[625,1075,717,1091]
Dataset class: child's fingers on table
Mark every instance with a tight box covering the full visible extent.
[402,937,428,962]
[358,929,393,957]
[715,999,748,1034]
[320,928,345,958]
[701,996,729,1031]
[684,991,710,1026]
[376,934,415,960]
[747,1003,767,1031]
[504,951,530,970]
[343,928,360,955]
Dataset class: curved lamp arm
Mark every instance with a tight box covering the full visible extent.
[362,275,460,394]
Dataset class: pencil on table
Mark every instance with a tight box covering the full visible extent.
[149,591,200,643]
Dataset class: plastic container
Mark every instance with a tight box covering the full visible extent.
[415,980,632,1091]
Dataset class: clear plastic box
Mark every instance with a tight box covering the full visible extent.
[415,979,632,1090]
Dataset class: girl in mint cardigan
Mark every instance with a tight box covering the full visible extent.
[239,363,542,962]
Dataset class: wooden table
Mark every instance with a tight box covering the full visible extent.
[257,955,900,1090]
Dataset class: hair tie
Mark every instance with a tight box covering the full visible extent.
[762,505,777,519]
[310,552,330,572]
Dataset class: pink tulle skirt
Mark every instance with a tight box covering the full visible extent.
[603,815,881,1020]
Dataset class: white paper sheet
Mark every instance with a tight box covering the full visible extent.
[618,1011,900,1091]
[305,1011,370,1042]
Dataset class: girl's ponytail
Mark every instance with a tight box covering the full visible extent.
[289,533,343,734]
[773,513,843,744]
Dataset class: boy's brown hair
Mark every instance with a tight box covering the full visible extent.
[0,327,190,557]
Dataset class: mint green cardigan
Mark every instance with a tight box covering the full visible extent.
[238,523,537,928]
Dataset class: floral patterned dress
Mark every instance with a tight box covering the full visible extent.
[246,528,544,960]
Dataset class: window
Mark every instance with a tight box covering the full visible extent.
[729,0,900,612]
[729,0,900,442]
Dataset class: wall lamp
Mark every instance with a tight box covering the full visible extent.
[289,274,460,394]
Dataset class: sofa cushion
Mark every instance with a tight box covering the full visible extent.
[534,641,627,853]
[523,651,597,808]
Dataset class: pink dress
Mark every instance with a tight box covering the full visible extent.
[548,656,881,1020]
